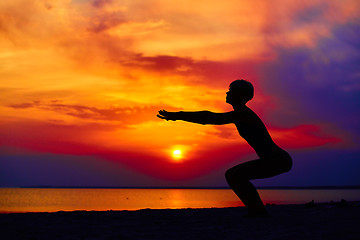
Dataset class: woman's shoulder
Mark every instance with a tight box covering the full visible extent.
[233,106,262,123]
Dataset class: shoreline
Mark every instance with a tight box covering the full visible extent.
[1,201,359,239]
[1,200,359,214]
[1,199,359,214]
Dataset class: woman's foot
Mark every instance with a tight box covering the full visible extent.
[244,208,270,218]
[243,212,270,218]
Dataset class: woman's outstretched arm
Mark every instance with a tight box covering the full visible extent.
[157,110,234,125]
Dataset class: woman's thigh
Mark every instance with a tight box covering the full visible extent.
[227,159,285,180]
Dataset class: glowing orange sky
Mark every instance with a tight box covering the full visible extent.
[1,0,359,185]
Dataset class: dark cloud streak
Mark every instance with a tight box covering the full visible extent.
[92,0,113,9]
[7,101,172,126]
[120,54,258,88]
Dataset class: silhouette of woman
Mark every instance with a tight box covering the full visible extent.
[157,80,292,217]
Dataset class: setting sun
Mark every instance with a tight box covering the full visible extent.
[173,149,182,159]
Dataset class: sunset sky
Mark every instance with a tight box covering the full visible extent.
[1,0,359,187]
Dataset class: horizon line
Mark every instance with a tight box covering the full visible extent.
[3,185,360,190]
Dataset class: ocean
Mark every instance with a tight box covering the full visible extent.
[1,188,359,213]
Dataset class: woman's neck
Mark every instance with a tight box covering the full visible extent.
[232,104,247,111]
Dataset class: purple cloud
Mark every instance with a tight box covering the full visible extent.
[258,21,360,145]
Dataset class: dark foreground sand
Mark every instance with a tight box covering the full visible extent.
[1,201,359,240]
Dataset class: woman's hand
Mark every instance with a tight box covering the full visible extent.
[157,110,178,121]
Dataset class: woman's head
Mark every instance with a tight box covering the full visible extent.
[226,79,254,105]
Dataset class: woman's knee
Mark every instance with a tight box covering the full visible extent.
[225,169,233,183]
[225,168,247,184]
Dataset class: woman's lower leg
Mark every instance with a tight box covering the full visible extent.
[228,178,268,215]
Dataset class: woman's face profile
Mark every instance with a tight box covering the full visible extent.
[226,90,231,104]
[226,89,236,105]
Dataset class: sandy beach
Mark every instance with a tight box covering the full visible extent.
[1,201,359,240]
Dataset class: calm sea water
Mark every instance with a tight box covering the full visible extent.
[0,188,359,213]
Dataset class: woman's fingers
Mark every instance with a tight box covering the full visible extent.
[158,110,173,121]
[158,110,169,116]
[157,113,169,120]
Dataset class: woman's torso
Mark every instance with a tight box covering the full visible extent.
[233,107,292,170]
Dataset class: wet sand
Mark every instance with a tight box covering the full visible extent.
[1,201,359,240]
